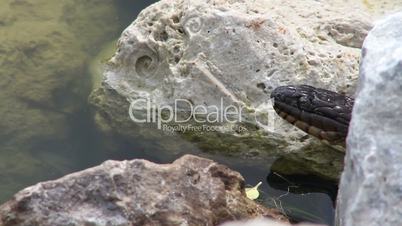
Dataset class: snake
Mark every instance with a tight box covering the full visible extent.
[270,85,354,146]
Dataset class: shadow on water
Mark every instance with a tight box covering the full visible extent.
[266,171,337,225]
[0,1,336,225]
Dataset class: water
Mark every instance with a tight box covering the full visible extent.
[0,1,335,225]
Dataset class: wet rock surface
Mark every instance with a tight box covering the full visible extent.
[0,155,286,226]
[336,12,402,226]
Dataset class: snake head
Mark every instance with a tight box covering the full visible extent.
[270,85,354,147]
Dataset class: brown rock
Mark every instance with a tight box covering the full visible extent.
[0,155,286,226]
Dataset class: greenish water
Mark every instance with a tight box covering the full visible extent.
[0,1,334,225]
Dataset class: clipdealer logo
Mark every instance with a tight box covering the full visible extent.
[128,97,276,132]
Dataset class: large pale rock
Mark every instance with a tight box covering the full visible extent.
[0,155,286,226]
[90,0,373,181]
[336,12,402,226]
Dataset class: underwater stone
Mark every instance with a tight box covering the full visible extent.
[0,0,122,203]
[0,155,286,226]
[336,12,402,226]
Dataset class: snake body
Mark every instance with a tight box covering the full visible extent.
[270,85,354,146]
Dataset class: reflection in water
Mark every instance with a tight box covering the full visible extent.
[0,0,336,225]
[267,172,338,205]
[266,167,337,225]
[208,154,337,226]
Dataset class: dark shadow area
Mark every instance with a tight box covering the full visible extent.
[266,168,338,226]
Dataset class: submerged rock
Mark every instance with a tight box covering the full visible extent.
[0,155,286,226]
[0,0,123,202]
[0,0,120,147]
[90,0,374,180]
[336,12,402,226]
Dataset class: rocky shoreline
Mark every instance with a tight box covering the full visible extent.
[1,0,402,225]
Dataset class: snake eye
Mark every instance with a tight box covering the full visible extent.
[298,95,310,109]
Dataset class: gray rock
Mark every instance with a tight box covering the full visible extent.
[90,0,373,181]
[336,12,402,226]
[0,155,286,226]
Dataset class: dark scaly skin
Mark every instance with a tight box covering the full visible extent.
[270,85,354,146]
